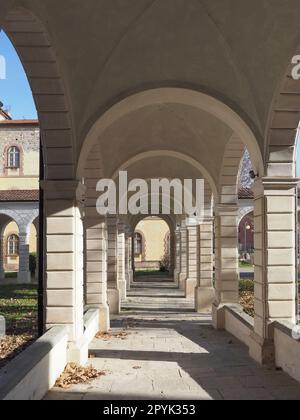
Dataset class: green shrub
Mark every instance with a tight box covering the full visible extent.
[239,279,254,292]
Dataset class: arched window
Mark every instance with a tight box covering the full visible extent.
[134,233,143,256]
[7,235,19,256]
[8,146,20,168]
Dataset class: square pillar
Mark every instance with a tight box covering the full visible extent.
[125,227,132,290]
[85,216,109,333]
[186,223,199,298]
[212,205,240,329]
[178,225,188,290]
[43,180,87,364]
[250,177,298,365]
[195,219,215,313]
[174,227,181,284]
[117,222,127,300]
[107,216,120,314]
[18,230,31,284]
[0,235,5,280]
[169,231,175,277]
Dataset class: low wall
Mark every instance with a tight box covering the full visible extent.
[0,309,101,400]
[83,309,100,344]
[224,305,254,348]
[0,326,68,401]
[274,321,300,383]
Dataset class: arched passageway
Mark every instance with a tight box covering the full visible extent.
[2,2,300,400]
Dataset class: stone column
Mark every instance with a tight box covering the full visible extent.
[195,219,215,313]
[169,231,175,277]
[43,180,87,364]
[18,228,31,284]
[34,221,39,284]
[174,227,181,284]
[249,178,298,365]
[125,227,131,291]
[129,234,134,284]
[107,216,120,314]
[212,205,239,329]
[85,216,109,333]
[178,225,188,290]
[0,234,5,280]
[117,222,127,300]
[186,222,199,298]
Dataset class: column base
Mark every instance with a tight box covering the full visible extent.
[178,273,187,290]
[249,332,275,366]
[195,287,215,313]
[125,273,131,291]
[18,270,31,284]
[173,270,180,284]
[85,304,110,333]
[212,302,226,330]
[99,305,110,332]
[185,278,197,298]
[118,280,127,300]
[67,340,89,365]
[107,288,120,314]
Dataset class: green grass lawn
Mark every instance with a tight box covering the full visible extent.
[5,272,17,279]
[0,284,38,368]
[135,269,169,277]
[239,261,253,268]
[0,284,38,336]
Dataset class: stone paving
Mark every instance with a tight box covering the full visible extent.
[45,276,300,400]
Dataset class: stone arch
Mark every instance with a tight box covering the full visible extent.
[265,47,300,177]
[1,7,76,180]
[132,215,173,272]
[77,88,264,182]
[219,135,246,205]
[130,214,176,234]
[111,150,218,205]
[238,207,254,225]
[83,142,103,224]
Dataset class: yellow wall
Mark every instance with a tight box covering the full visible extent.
[0,177,39,190]
[135,217,170,262]
[3,222,37,271]
[0,126,39,190]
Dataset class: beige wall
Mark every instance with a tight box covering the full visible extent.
[0,125,39,191]
[135,217,170,263]
[3,222,37,271]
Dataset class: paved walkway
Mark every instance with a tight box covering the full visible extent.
[45,276,300,400]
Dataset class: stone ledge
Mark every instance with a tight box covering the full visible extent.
[83,308,100,344]
[0,326,68,400]
[273,320,300,343]
[225,304,254,329]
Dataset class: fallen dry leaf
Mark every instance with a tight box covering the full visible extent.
[0,335,36,369]
[240,291,254,317]
[55,363,108,389]
[95,330,130,341]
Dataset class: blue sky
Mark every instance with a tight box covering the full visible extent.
[0,31,37,119]
[0,31,300,176]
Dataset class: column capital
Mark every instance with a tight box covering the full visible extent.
[253,177,299,197]
[200,217,214,224]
